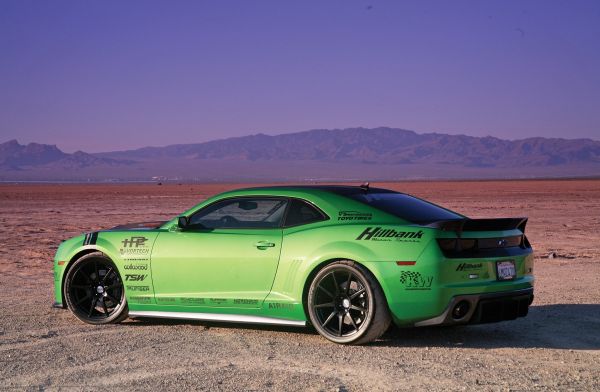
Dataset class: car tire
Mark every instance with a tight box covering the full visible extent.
[307,260,391,344]
[64,252,128,325]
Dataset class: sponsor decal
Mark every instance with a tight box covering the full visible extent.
[157,297,177,303]
[180,297,206,305]
[119,236,150,257]
[125,274,147,282]
[126,285,150,292]
[209,298,227,305]
[121,236,148,248]
[119,248,150,256]
[455,262,483,272]
[356,227,424,242]
[82,232,98,246]
[233,299,259,305]
[338,211,373,221]
[268,303,294,310]
[129,295,152,304]
[124,263,148,270]
[399,271,433,290]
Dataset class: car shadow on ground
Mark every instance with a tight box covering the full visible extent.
[125,304,600,350]
[377,304,600,350]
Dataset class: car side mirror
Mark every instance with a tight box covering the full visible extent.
[177,216,189,229]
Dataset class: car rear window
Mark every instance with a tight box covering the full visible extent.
[346,192,462,224]
[284,199,327,227]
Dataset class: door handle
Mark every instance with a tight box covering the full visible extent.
[255,241,275,249]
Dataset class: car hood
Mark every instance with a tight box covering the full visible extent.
[108,221,168,230]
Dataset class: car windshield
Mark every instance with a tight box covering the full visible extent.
[347,192,463,224]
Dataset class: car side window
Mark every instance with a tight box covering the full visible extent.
[189,198,288,229]
[284,199,327,227]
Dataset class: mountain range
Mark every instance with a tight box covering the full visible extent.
[1,127,599,181]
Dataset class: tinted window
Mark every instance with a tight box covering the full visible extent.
[348,193,462,224]
[190,198,288,229]
[284,199,326,227]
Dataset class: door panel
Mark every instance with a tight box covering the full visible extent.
[150,228,282,308]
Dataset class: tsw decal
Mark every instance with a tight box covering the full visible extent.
[125,274,147,282]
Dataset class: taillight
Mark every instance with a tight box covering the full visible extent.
[438,235,525,253]
[460,239,476,250]
[437,239,456,251]
[479,236,522,249]
[436,239,477,251]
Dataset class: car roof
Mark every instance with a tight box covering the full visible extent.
[174,184,410,226]
[233,185,399,196]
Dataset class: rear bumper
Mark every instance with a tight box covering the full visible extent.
[414,287,533,327]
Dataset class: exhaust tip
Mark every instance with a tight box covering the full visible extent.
[452,300,471,320]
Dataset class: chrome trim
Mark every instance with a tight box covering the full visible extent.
[128,310,306,327]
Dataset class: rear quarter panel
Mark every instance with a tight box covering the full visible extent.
[266,223,434,320]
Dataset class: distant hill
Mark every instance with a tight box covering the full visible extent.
[1,128,600,181]
[0,139,131,172]
[0,139,67,169]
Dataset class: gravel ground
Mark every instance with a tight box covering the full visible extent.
[0,181,599,391]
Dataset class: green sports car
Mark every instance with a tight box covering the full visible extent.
[53,184,534,344]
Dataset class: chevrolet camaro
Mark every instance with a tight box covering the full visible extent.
[53,184,534,344]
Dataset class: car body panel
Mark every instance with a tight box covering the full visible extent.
[150,228,283,307]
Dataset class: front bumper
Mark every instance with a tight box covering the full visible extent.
[414,287,534,327]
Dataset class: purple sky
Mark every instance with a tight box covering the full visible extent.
[1,1,599,152]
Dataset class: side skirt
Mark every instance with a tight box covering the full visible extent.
[128,310,306,327]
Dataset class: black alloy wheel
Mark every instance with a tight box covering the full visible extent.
[307,261,391,344]
[64,252,128,324]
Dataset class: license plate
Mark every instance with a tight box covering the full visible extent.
[496,260,516,280]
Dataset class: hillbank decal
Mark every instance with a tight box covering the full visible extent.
[356,227,424,242]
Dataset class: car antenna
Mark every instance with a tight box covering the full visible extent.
[359,182,370,192]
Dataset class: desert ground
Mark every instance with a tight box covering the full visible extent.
[1,180,599,391]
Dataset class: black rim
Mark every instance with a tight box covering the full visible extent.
[69,259,124,320]
[311,269,369,337]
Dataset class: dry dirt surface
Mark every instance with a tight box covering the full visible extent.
[1,180,599,391]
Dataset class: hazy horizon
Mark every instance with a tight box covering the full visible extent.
[3,125,600,154]
[2,1,599,152]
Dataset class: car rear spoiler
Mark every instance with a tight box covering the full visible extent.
[426,217,528,236]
